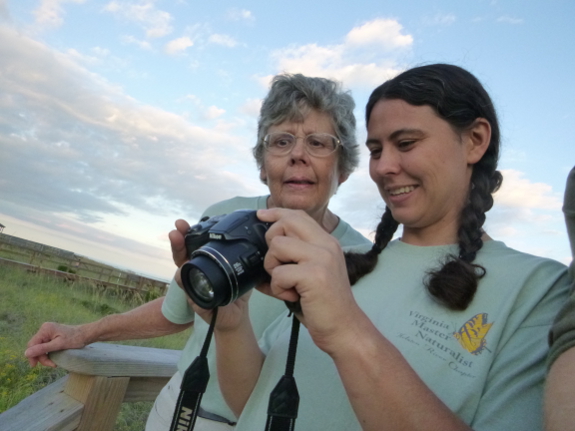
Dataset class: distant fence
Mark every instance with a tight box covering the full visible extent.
[0,234,76,259]
[0,234,168,294]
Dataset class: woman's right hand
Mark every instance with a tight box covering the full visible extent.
[25,322,88,368]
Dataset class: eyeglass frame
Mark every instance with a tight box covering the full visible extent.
[262,132,342,158]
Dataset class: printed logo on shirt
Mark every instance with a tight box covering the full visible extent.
[453,313,493,355]
[395,310,494,379]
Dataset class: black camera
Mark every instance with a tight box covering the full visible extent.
[180,210,270,309]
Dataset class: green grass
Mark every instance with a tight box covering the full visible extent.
[0,264,191,429]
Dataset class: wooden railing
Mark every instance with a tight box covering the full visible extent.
[0,343,180,431]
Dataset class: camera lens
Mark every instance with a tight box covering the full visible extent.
[187,267,214,302]
[180,210,269,310]
[181,253,233,309]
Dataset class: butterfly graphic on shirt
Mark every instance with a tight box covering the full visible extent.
[453,313,493,355]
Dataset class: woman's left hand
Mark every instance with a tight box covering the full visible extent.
[257,208,363,354]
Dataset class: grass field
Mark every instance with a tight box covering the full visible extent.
[0,263,192,430]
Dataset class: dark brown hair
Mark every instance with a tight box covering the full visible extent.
[346,64,503,310]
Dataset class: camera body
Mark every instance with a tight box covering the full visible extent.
[181,209,270,309]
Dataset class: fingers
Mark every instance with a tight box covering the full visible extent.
[170,219,191,267]
[27,350,57,368]
[258,208,321,242]
[175,219,191,235]
[25,322,83,368]
[25,341,59,368]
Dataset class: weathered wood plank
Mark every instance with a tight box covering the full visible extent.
[0,375,83,431]
[50,343,180,378]
[64,374,130,431]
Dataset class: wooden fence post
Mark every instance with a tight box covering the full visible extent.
[65,373,130,431]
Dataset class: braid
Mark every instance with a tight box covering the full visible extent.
[345,207,399,285]
[426,168,503,310]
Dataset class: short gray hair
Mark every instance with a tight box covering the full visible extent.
[253,74,359,178]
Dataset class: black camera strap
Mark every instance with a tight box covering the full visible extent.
[169,307,218,431]
[264,314,301,431]
[169,306,301,431]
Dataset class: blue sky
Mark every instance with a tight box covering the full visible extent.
[0,0,573,280]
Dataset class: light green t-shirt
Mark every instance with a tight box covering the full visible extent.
[234,240,569,431]
[161,195,371,422]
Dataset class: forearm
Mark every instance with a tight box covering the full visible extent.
[215,316,264,417]
[330,309,470,431]
[545,347,575,431]
[80,297,192,344]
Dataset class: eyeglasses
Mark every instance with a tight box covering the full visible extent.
[263,132,341,157]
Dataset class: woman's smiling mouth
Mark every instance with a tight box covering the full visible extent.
[388,185,417,196]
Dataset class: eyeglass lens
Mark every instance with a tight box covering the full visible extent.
[265,133,338,156]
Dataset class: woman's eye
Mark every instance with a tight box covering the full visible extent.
[367,147,381,158]
[309,138,326,148]
[397,140,415,150]
[274,139,291,147]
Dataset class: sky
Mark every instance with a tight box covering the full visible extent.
[0,0,573,281]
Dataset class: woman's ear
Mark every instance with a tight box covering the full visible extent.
[466,118,491,165]
[338,172,349,186]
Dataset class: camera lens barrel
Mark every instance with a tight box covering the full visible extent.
[180,210,269,309]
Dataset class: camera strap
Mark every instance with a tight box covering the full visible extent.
[169,308,218,431]
[264,314,301,431]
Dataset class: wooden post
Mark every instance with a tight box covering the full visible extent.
[65,373,130,431]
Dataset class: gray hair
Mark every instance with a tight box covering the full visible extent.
[253,74,359,178]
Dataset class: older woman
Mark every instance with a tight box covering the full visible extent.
[194,64,570,430]
[25,74,370,431]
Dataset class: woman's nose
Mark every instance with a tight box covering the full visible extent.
[372,149,401,176]
[289,137,308,160]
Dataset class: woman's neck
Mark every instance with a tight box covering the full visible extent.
[401,225,492,246]
[319,209,339,233]
[265,196,339,233]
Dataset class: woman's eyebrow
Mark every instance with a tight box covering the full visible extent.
[388,128,424,140]
[365,128,424,145]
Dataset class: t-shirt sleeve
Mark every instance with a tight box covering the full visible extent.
[258,310,292,355]
[162,277,195,324]
[471,264,570,430]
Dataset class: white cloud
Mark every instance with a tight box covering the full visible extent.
[33,0,86,29]
[265,18,412,88]
[0,24,262,257]
[494,169,562,210]
[226,8,254,23]
[345,18,413,48]
[103,0,173,38]
[121,34,152,50]
[165,36,194,54]
[203,105,226,120]
[92,46,110,57]
[239,98,262,117]
[66,48,99,65]
[208,33,238,48]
